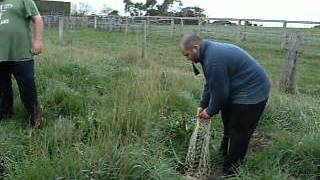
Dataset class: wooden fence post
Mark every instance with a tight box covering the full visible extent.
[147,17,150,26]
[180,18,184,36]
[197,17,201,35]
[103,17,107,30]
[65,16,69,29]
[47,16,51,29]
[281,21,288,49]
[241,24,247,41]
[142,20,147,59]
[59,16,64,45]
[279,33,303,93]
[237,20,242,41]
[81,17,84,28]
[170,19,175,39]
[125,16,129,34]
[84,17,87,28]
[86,17,89,28]
[237,20,246,42]
[109,17,113,32]
[94,15,97,29]
[205,19,209,32]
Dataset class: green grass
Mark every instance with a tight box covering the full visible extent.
[0,27,319,179]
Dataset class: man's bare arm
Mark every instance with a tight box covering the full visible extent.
[32,15,43,55]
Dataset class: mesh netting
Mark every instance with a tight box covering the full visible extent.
[185,118,212,179]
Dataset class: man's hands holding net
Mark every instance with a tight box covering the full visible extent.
[197,107,211,120]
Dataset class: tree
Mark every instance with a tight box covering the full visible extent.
[71,2,92,16]
[244,21,252,26]
[144,0,157,10]
[123,0,137,16]
[100,3,112,15]
[155,0,182,16]
[175,6,206,25]
[176,6,206,17]
[123,0,183,16]
[109,10,119,16]
[123,0,144,16]
[167,0,183,16]
[71,3,78,15]
[145,0,158,16]
[122,0,207,18]
[123,0,133,14]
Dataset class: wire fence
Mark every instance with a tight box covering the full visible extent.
[42,15,320,93]
[42,15,320,47]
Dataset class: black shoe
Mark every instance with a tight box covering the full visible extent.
[222,167,237,177]
[30,106,42,129]
[207,175,225,180]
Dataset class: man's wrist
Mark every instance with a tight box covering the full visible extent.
[207,107,217,117]
[34,39,42,43]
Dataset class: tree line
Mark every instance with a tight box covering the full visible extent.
[123,0,206,17]
[71,0,206,18]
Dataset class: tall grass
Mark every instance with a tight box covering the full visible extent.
[0,28,318,179]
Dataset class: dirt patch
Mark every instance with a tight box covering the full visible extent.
[206,166,226,180]
[249,132,275,153]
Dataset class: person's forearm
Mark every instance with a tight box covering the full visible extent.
[200,82,210,108]
[33,16,43,43]
[207,82,229,117]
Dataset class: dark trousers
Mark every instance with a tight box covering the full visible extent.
[0,60,38,117]
[220,99,268,174]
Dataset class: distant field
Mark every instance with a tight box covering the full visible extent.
[0,27,319,179]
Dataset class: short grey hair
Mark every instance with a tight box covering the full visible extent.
[181,34,203,50]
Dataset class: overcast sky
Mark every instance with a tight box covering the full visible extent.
[65,0,319,21]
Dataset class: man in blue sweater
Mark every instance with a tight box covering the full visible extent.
[180,35,271,175]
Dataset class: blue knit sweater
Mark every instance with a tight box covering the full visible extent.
[199,41,271,116]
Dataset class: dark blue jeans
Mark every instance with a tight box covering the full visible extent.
[220,99,268,174]
[0,60,38,117]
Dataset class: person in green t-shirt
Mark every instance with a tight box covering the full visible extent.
[0,0,43,128]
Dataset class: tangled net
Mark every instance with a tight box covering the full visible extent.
[185,117,212,179]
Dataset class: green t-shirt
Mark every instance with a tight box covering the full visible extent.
[0,0,40,62]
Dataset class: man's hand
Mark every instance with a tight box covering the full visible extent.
[197,107,203,117]
[199,108,211,120]
[32,41,43,55]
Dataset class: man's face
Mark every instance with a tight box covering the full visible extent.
[181,45,200,63]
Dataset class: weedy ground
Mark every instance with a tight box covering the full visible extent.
[0,27,319,179]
